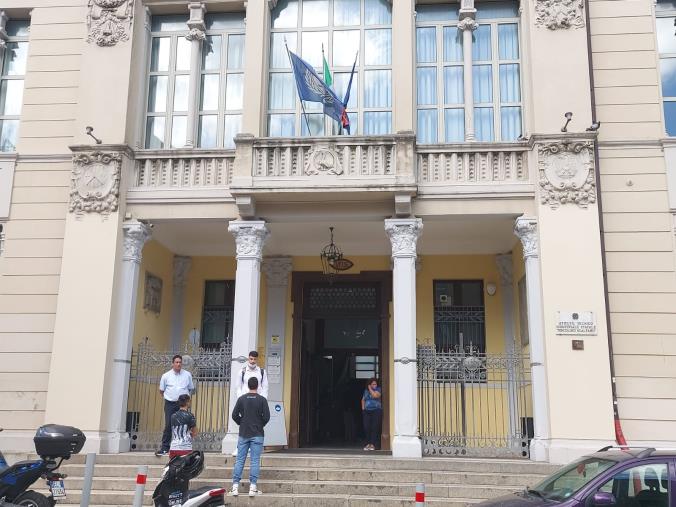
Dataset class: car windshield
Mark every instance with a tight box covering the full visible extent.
[529,457,616,502]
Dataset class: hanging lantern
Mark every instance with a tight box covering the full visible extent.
[320,227,354,276]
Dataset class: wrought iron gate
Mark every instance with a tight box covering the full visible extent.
[127,339,231,452]
[417,345,532,458]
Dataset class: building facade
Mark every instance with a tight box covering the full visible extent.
[0,0,674,464]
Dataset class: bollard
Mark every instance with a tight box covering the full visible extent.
[415,483,425,505]
[79,453,96,507]
[133,465,148,507]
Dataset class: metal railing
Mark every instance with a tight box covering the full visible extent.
[126,339,231,452]
[417,345,533,458]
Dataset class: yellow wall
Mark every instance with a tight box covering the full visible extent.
[132,240,175,351]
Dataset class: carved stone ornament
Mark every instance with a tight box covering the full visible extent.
[495,253,513,286]
[535,0,585,30]
[229,221,269,260]
[143,272,163,314]
[538,141,596,209]
[385,219,423,258]
[70,151,121,215]
[514,218,538,259]
[173,255,192,287]
[87,0,134,47]
[305,146,344,176]
[185,27,206,41]
[457,17,478,31]
[122,221,151,264]
[263,257,293,287]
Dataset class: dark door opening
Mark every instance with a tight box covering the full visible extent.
[298,282,383,449]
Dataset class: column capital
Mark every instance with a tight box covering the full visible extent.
[122,221,151,264]
[228,220,269,261]
[263,256,293,288]
[457,17,478,31]
[173,255,192,287]
[495,253,514,286]
[385,218,423,259]
[186,2,206,40]
[514,217,539,259]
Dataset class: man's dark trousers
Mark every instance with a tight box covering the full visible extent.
[161,400,180,452]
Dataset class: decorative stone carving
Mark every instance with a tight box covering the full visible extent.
[173,256,192,287]
[263,257,293,287]
[385,219,423,258]
[122,221,151,265]
[495,253,513,286]
[87,0,134,47]
[538,140,596,209]
[514,218,538,259]
[535,0,585,30]
[185,27,206,41]
[143,272,163,314]
[305,146,343,176]
[70,151,121,215]
[457,17,478,31]
[229,221,269,260]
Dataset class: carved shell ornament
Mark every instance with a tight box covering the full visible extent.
[538,141,596,209]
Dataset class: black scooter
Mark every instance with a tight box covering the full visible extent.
[152,451,227,507]
[0,425,85,507]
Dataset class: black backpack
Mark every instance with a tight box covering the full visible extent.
[241,367,264,384]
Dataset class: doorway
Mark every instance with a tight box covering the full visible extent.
[289,273,391,450]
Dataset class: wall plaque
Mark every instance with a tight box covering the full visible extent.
[556,311,597,336]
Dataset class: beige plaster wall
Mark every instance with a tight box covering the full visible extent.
[590,0,676,444]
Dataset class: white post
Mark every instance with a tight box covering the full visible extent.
[496,253,519,450]
[514,216,550,462]
[185,2,206,148]
[385,218,423,458]
[170,256,192,351]
[458,1,477,142]
[222,220,269,453]
[105,220,151,452]
[262,257,293,402]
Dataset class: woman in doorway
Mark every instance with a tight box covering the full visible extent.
[361,378,382,451]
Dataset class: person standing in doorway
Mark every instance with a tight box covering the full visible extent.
[361,377,382,451]
[235,350,268,399]
[228,376,270,497]
[169,394,197,459]
[156,354,194,457]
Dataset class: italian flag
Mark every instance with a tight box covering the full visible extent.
[322,45,332,87]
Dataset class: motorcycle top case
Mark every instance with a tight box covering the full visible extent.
[34,424,86,459]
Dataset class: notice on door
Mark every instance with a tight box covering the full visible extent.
[556,311,597,336]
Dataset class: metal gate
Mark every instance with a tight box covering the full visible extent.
[417,345,532,458]
[127,339,231,452]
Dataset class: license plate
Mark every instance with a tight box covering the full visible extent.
[49,480,66,499]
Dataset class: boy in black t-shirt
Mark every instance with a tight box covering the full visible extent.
[169,394,197,459]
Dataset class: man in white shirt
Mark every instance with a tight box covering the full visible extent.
[156,354,194,456]
[231,351,268,456]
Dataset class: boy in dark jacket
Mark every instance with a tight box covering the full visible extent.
[228,376,270,497]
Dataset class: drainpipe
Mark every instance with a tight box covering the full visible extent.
[583,0,627,446]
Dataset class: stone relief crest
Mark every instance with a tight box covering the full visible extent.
[535,0,585,30]
[538,141,596,209]
[305,146,344,176]
[143,272,163,314]
[70,151,121,215]
[87,0,135,47]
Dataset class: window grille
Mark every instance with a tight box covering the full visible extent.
[200,280,235,348]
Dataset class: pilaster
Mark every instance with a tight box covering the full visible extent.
[392,0,415,132]
[185,2,207,148]
[458,0,478,141]
[170,255,192,351]
[241,1,271,136]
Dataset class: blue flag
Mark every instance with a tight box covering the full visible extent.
[341,53,358,134]
[288,49,350,131]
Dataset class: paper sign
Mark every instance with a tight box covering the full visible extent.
[268,374,281,384]
[264,402,287,446]
[267,354,281,366]
[271,335,280,345]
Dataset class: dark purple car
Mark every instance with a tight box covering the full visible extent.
[478,448,673,507]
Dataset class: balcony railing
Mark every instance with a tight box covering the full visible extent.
[127,149,235,203]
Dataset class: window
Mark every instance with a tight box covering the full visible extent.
[594,463,669,507]
[268,0,392,136]
[433,280,486,352]
[529,457,616,502]
[415,2,522,143]
[0,20,30,152]
[200,280,235,348]
[657,1,676,136]
[144,13,245,149]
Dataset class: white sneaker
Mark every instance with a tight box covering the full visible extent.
[228,484,239,497]
[231,448,238,457]
[249,484,262,496]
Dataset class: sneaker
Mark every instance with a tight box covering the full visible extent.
[249,484,262,496]
[363,445,370,451]
[231,448,238,457]
[368,445,375,451]
[228,484,239,497]
[154,449,168,457]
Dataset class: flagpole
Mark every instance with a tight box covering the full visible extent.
[285,42,312,137]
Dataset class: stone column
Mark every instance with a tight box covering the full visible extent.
[105,220,151,452]
[514,217,550,462]
[496,253,519,450]
[185,2,206,148]
[458,1,477,141]
[385,218,423,458]
[262,257,293,402]
[170,256,192,351]
[222,220,269,453]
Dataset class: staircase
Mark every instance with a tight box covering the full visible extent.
[39,452,560,506]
